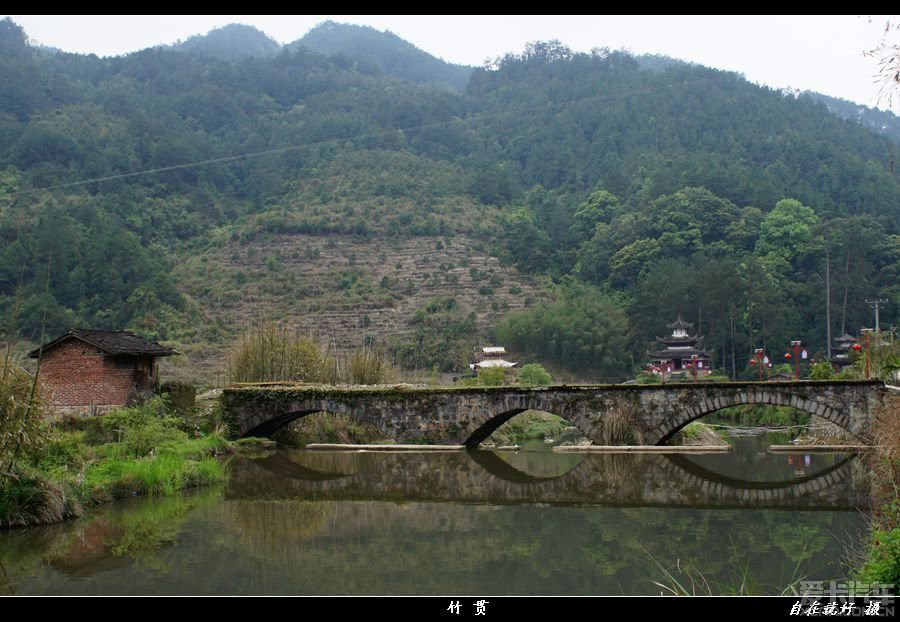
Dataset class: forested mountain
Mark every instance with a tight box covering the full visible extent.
[1,19,897,382]
[803,91,900,144]
[292,21,473,91]
[172,24,281,60]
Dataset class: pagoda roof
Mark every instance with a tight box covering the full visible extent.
[667,317,693,330]
[656,335,704,346]
[480,346,507,356]
[649,348,712,360]
[470,359,517,370]
[834,333,857,343]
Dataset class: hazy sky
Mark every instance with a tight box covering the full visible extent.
[7,15,900,113]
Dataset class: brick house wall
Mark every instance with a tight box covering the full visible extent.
[38,340,151,409]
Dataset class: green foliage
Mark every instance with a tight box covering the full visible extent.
[1,394,231,527]
[756,198,819,261]
[175,24,280,60]
[476,366,507,386]
[101,398,188,457]
[159,381,196,416]
[391,297,476,372]
[273,411,386,447]
[517,363,552,386]
[487,410,571,444]
[635,372,662,385]
[494,284,633,380]
[571,190,620,243]
[857,522,900,586]
[0,470,82,528]
[712,405,810,428]
[37,428,89,471]
[808,361,835,380]
[500,208,552,274]
[679,422,704,440]
[89,452,222,496]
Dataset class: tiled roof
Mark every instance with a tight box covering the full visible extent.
[28,329,177,358]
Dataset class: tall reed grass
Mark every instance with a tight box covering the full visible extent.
[227,322,394,385]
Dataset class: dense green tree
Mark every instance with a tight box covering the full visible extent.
[517,363,552,386]
[570,190,620,244]
[493,285,634,379]
[755,198,819,261]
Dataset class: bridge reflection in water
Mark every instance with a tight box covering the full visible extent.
[227,449,870,511]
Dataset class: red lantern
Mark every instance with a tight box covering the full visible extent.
[852,343,862,352]
[749,359,757,365]
[784,353,792,359]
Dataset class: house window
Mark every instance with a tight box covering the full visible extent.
[113,357,136,370]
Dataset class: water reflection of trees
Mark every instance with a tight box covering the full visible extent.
[219,500,333,560]
[211,498,862,594]
[0,488,221,593]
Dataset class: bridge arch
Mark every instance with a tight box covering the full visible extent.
[467,449,586,483]
[663,453,858,491]
[460,406,592,449]
[241,401,375,439]
[655,389,859,445]
[242,409,322,438]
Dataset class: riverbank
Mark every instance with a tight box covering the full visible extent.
[0,397,266,529]
[854,391,899,585]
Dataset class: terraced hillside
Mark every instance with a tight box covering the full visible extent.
[166,234,548,383]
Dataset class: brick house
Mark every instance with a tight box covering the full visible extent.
[28,329,177,413]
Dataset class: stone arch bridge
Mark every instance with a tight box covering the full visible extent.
[221,380,888,446]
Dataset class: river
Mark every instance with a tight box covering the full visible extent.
[0,432,869,595]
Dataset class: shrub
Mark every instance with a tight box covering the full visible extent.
[0,471,82,527]
[517,363,552,386]
[477,367,506,386]
[347,343,393,385]
[227,322,324,383]
[102,397,187,458]
[808,361,834,380]
[857,521,900,586]
[159,381,196,416]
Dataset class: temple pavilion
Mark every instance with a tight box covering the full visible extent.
[648,317,713,378]
[830,333,858,372]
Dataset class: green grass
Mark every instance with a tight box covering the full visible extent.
[0,471,83,528]
[643,541,807,595]
[1,397,238,529]
[84,452,225,497]
[680,422,704,440]
[711,405,811,428]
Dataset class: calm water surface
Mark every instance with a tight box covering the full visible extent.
[0,432,869,595]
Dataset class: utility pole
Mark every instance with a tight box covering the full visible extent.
[825,243,832,359]
[866,298,889,336]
